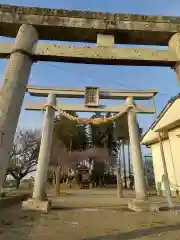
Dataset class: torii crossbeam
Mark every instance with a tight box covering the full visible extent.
[25,85,157,114]
[24,85,157,141]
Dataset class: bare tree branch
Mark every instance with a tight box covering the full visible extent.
[7,129,41,188]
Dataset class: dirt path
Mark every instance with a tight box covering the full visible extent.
[1,189,180,240]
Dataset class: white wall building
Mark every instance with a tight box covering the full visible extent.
[141,95,180,197]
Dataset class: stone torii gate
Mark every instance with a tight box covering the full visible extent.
[21,85,157,211]
[0,4,179,211]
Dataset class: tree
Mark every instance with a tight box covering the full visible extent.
[52,112,120,174]
[53,112,88,151]
[89,112,119,167]
[49,113,89,193]
[85,112,120,187]
[7,129,40,188]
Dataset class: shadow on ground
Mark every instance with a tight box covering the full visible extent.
[51,204,134,212]
[84,223,180,240]
[0,204,42,239]
[49,192,75,197]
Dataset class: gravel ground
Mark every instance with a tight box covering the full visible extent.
[1,189,180,240]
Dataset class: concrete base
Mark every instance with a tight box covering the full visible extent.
[22,198,51,213]
[128,199,160,212]
[161,190,178,198]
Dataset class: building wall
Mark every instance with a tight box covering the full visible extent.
[151,139,177,194]
[168,127,180,192]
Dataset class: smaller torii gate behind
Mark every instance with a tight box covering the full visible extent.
[22,85,157,212]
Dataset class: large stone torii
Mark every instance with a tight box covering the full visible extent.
[0,4,179,211]
[22,85,157,212]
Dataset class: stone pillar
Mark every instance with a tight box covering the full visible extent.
[126,97,147,201]
[168,33,180,85]
[33,93,56,200]
[122,139,127,188]
[22,93,56,212]
[55,166,61,196]
[0,24,38,194]
[116,140,123,197]
[127,140,132,188]
[116,165,123,198]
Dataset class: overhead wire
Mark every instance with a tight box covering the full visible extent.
[38,61,172,98]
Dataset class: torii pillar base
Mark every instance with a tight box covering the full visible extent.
[22,198,51,213]
[128,199,160,212]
